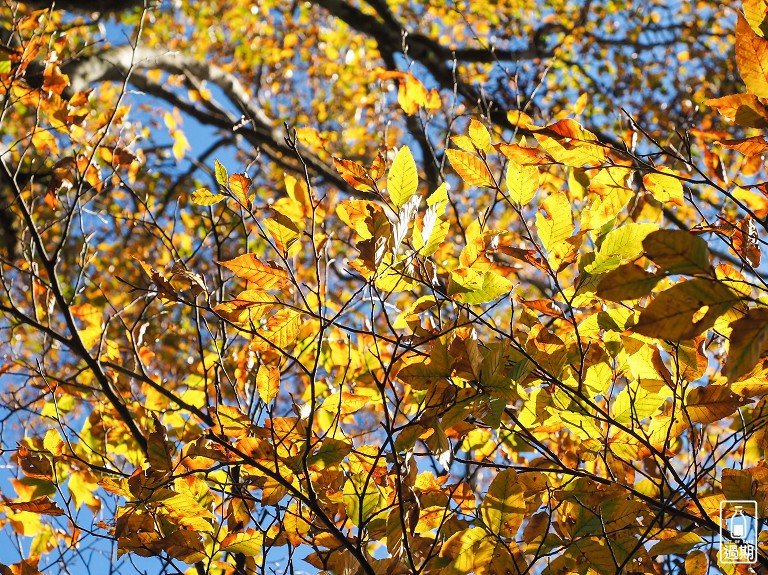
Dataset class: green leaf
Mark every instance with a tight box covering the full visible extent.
[214,159,228,188]
[308,438,352,468]
[723,308,768,381]
[587,222,657,273]
[642,230,712,275]
[480,468,524,537]
[612,382,663,425]
[597,223,658,260]
[449,268,513,304]
[388,145,418,208]
[439,527,493,575]
[343,472,384,526]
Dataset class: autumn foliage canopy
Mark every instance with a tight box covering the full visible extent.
[3,0,768,574]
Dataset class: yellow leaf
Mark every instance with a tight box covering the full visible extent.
[68,471,101,512]
[336,199,383,240]
[256,364,280,405]
[217,255,290,289]
[212,291,274,324]
[535,119,607,166]
[43,429,64,457]
[744,0,768,37]
[426,88,441,111]
[468,118,492,152]
[191,187,226,206]
[685,549,708,575]
[737,12,768,97]
[397,73,428,115]
[284,175,313,214]
[643,167,684,206]
[445,149,494,187]
[733,186,768,219]
[535,192,574,251]
[581,167,632,230]
[160,493,214,531]
[264,213,302,254]
[221,528,263,556]
[163,111,177,130]
[168,262,207,297]
[388,146,418,208]
[254,308,302,350]
[505,161,538,205]
[649,532,703,556]
[172,129,189,161]
[295,126,327,149]
[214,159,228,187]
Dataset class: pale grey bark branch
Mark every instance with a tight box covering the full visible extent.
[63,45,370,198]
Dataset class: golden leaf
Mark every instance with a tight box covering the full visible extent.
[445,148,494,187]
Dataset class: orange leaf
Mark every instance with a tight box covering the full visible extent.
[736,12,768,97]
[445,149,494,187]
[334,158,373,191]
[229,173,252,206]
[6,496,64,516]
[252,308,302,350]
[42,63,69,95]
[717,136,768,156]
[256,363,280,405]
[217,255,290,289]
[705,93,768,127]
